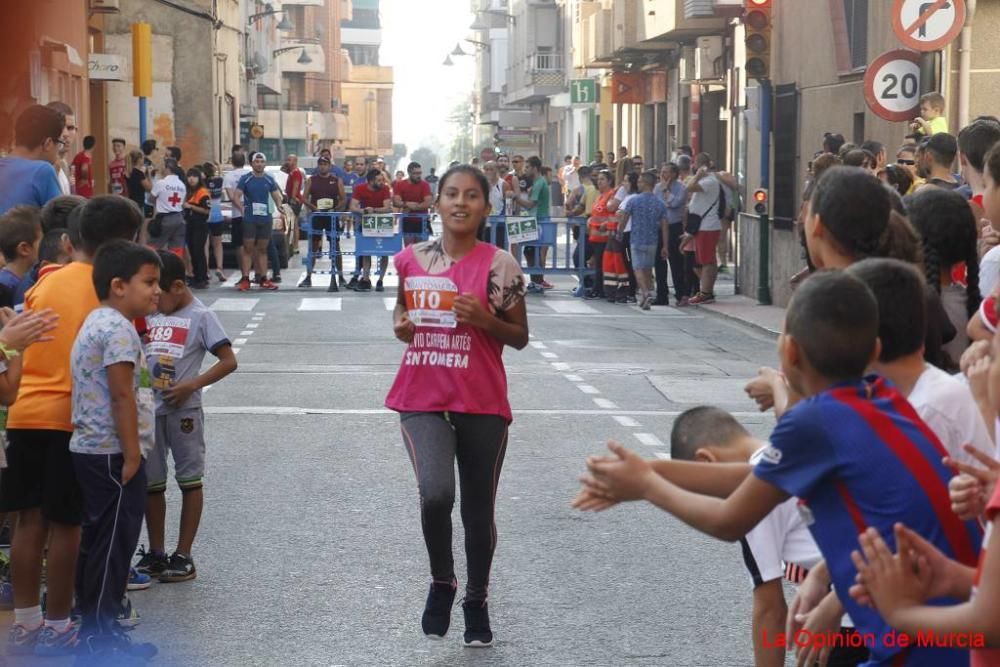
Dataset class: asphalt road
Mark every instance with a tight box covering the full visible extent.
[4,251,781,667]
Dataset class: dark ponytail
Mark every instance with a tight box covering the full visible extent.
[906,187,982,318]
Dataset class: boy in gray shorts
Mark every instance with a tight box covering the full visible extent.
[134,251,237,582]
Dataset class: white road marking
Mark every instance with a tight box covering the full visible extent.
[246,323,259,329]
[383,297,397,310]
[233,348,242,355]
[653,452,671,460]
[529,341,548,349]
[297,298,343,311]
[210,298,258,312]
[544,301,600,315]
[563,374,584,382]
[593,398,619,409]
[255,312,266,317]
[613,416,640,428]
[203,406,772,417]
[577,384,601,394]
[239,330,253,336]
[551,362,571,371]
[634,433,667,448]
[233,338,248,346]
[540,352,559,359]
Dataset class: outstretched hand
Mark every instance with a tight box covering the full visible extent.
[0,308,59,352]
[574,441,654,509]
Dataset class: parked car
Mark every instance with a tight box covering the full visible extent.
[215,166,299,269]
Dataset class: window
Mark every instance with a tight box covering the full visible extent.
[773,83,798,230]
[844,0,867,70]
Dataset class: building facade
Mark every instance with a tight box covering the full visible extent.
[340,0,394,160]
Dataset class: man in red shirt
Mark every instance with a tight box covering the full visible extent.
[392,161,433,247]
[108,137,127,196]
[71,135,95,198]
[349,168,393,292]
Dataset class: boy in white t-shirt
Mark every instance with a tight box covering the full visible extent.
[669,407,867,667]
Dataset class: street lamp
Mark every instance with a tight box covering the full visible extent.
[270,42,317,160]
[469,9,516,31]
[248,6,294,31]
[443,54,454,66]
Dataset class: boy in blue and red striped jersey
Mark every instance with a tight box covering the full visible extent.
[576,270,982,667]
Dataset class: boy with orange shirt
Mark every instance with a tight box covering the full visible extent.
[0,196,143,656]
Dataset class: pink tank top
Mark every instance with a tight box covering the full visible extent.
[385,242,512,421]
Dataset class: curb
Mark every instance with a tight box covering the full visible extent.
[693,303,782,339]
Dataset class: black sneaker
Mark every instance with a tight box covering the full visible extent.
[327,279,339,293]
[271,274,282,284]
[159,553,196,583]
[375,279,384,293]
[346,276,359,291]
[133,547,168,577]
[299,275,313,288]
[421,579,457,639]
[462,599,493,647]
[76,629,157,666]
[357,278,373,292]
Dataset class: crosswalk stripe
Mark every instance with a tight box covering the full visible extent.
[210,298,259,311]
[544,301,599,314]
[383,297,397,311]
[297,298,343,311]
[634,433,667,448]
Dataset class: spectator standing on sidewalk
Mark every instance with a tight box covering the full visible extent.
[108,138,128,197]
[684,153,724,305]
[70,136,95,199]
[584,170,617,299]
[654,163,689,306]
[620,172,670,310]
[513,157,551,292]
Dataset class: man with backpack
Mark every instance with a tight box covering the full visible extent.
[683,153,725,305]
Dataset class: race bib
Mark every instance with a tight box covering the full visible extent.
[405,276,459,329]
[344,185,354,196]
[145,316,191,389]
[317,198,334,211]
[252,202,269,217]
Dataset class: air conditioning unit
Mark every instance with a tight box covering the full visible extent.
[694,36,724,81]
[713,0,744,17]
[89,0,121,11]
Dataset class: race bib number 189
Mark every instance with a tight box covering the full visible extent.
[405,276,459,328]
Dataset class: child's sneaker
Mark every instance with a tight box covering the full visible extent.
[116,595,141,628]
[7,623,43,655]
[127,567,152,591]
[33,623,79,657]
[159,553,197,583]
[462,599,493,648]
[134,547,168,577]
[421,578,457,639]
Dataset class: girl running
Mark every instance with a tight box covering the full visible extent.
[386,165,528,648]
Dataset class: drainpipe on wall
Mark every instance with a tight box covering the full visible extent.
[958,0,977,127]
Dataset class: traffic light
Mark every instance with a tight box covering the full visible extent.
[745,0,772,80]
[753,189,768,215]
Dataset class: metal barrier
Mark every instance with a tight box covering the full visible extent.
[299,212,593,287]
[483,216,593,285]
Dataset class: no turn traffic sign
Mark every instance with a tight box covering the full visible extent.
[892,0,966,52]
[864,50,922,122]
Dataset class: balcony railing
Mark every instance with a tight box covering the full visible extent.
[526,52,563,73]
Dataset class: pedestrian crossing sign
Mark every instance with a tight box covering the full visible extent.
[361,214,396,237]
[507,217,539,244]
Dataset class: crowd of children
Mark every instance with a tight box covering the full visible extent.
[574,104,1000,666]
[0,194,236,664]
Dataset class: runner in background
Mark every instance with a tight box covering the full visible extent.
[232,153,283,292]
[299,155,344,291]
[386,164,527,648]
[108,138,128,197]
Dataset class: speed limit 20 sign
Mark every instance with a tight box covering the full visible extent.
[863,50,922,122]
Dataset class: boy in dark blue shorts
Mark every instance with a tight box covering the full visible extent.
[576,271,982,666]
[135,251,236,583]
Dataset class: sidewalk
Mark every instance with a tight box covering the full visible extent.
[695,282,785,337]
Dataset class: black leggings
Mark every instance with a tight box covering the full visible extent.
[400,412,509,602]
